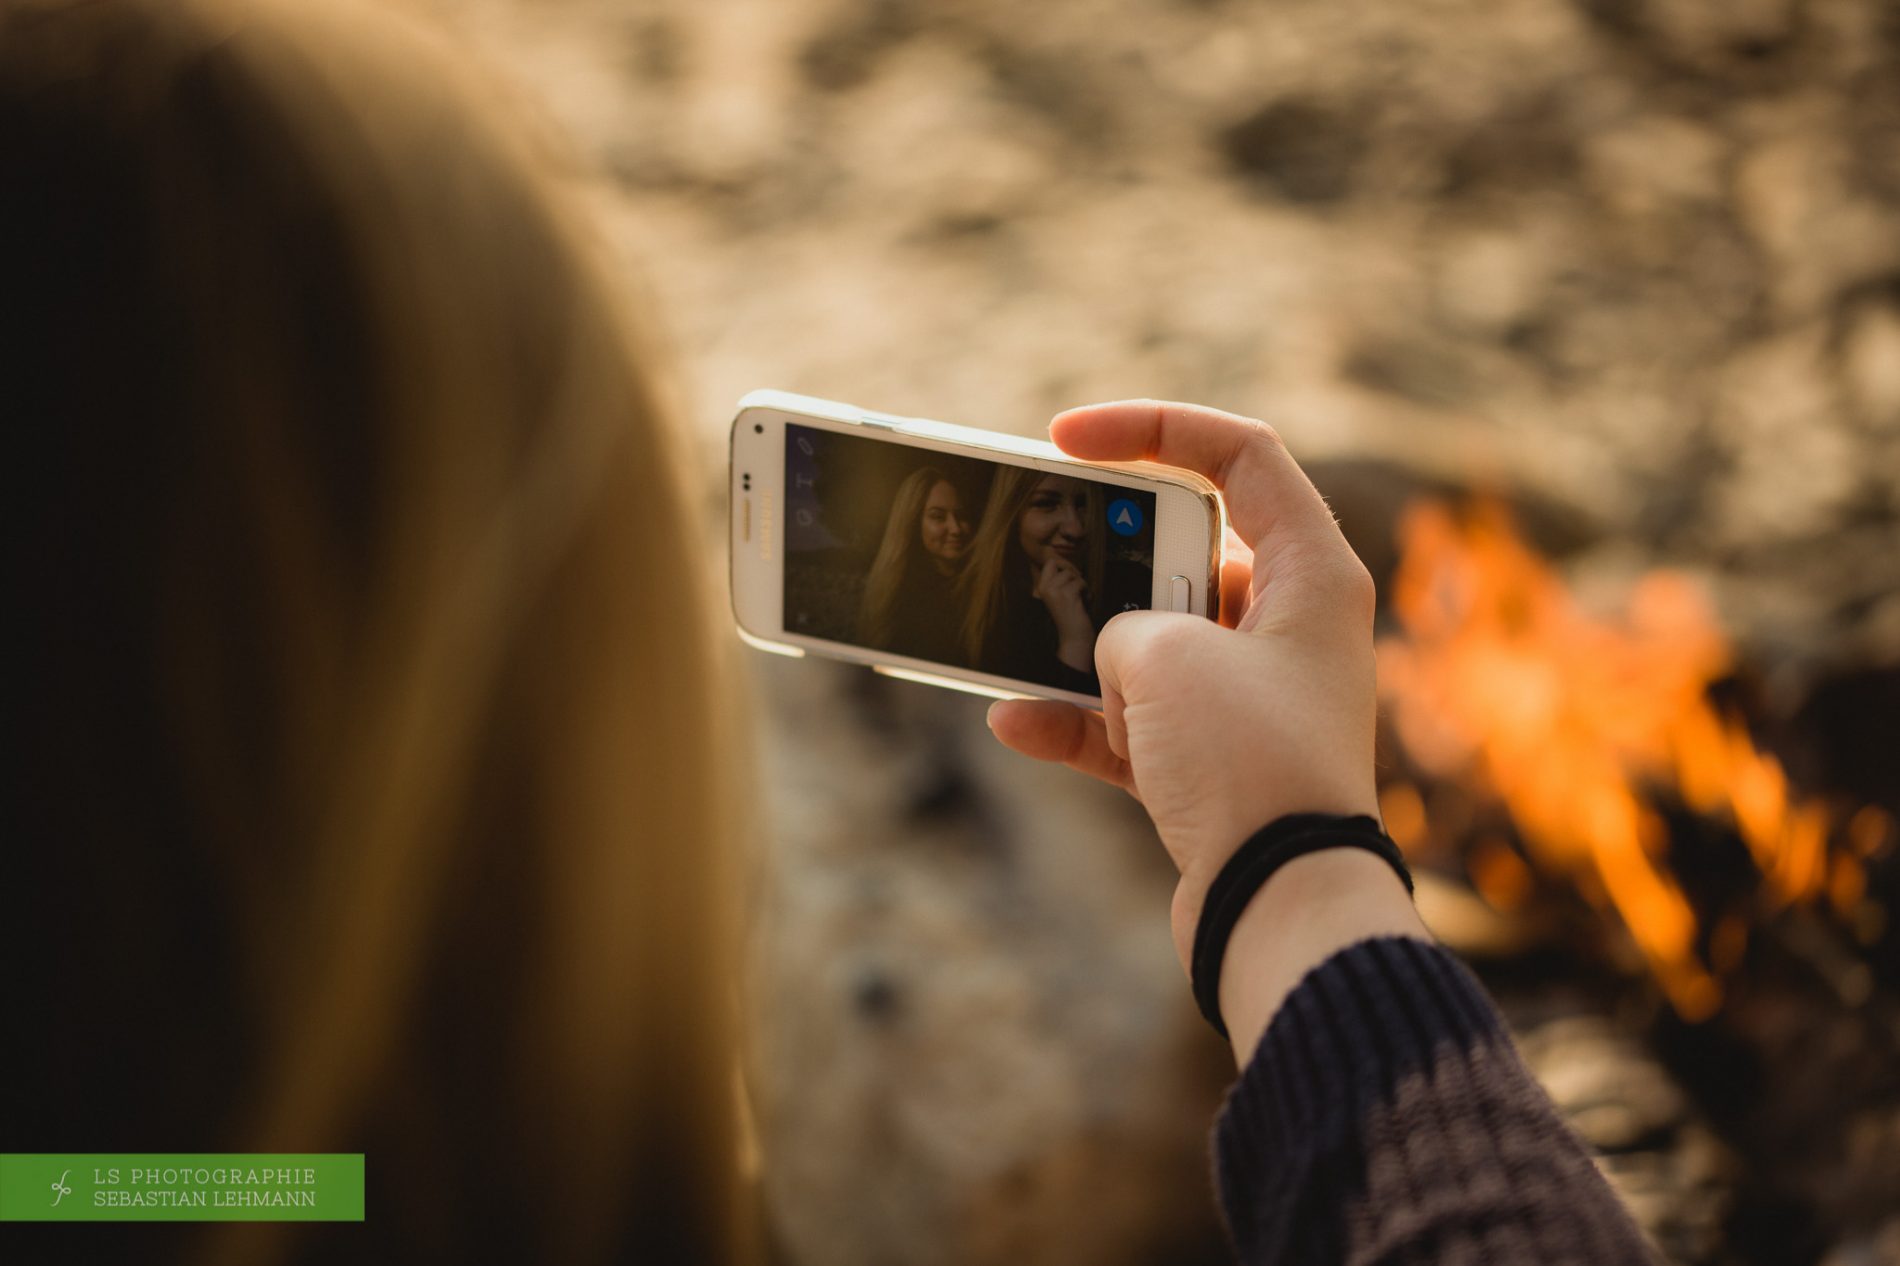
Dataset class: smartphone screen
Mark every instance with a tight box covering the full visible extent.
[782,422,1159,695]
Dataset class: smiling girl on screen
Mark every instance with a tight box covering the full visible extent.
[957,465,1120,694]
[857,465,974,665]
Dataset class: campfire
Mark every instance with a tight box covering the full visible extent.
[1366,497,1900,1261]
[1375,499,1892,1020]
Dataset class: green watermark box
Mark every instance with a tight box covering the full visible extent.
[0,1154,364,1222]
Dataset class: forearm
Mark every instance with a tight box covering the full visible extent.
[1214,936,1656,1265]
[1215,848,1429,1066]
[1056,640,1094,672]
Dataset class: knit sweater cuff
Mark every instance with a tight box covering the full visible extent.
[1218,935,1502,1155]
[1211,935,1661,1264]
[1211,936,1508,1253]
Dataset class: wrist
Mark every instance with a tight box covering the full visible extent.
[1216,848,1428,1066]
[1198,786,1381,880]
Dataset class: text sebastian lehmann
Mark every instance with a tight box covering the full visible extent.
[91,1166,319,1209]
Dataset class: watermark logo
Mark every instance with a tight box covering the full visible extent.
[1,1155,364,1222]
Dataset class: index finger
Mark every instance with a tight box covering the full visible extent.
[1050,400,1338,551]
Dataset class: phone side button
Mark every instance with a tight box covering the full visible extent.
[1169,575,1191,612]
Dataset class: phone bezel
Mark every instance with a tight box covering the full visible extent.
[729,390,1223,707]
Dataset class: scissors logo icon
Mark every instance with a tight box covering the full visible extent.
[51,1170,72,1207]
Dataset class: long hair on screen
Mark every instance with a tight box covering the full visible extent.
[857,465,962,650]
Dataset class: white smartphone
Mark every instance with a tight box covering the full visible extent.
[729,390,1224,707]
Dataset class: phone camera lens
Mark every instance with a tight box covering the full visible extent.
[754,423,764,434]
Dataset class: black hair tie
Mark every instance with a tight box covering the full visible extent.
[1190,813,1413,1040]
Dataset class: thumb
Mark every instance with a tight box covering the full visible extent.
[1094,610,1223,757]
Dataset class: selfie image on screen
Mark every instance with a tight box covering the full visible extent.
[783,422,1158,695]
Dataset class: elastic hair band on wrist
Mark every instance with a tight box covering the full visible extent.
[1189,813,1413,1041]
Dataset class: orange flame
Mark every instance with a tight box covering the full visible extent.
[1377,500,1860,1020]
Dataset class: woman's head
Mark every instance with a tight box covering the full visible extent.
[959,465,1106,666]
[3,1,744,1261]
[919,476,973,569]
[1015,474,1091,569]
[857,465,970,649]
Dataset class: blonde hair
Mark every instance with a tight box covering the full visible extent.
[957,466,1106,669]
[857,466,960,650]
[2,2,746,1263]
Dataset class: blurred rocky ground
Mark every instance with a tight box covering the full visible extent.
[419,1,1900,1261]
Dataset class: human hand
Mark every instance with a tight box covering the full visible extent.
[988,401,1405,982]
[1031,554,1094,671]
